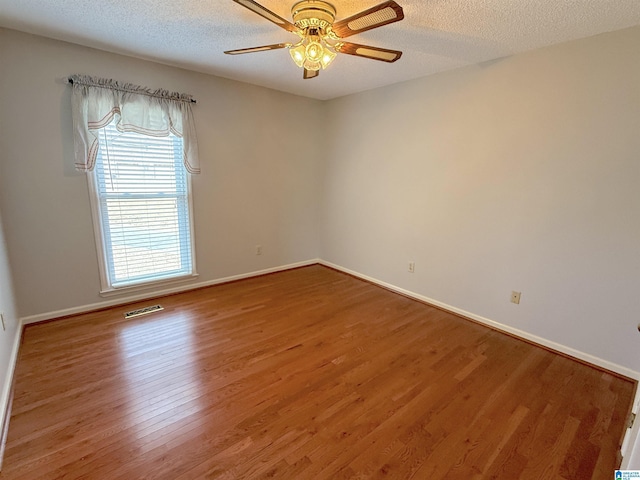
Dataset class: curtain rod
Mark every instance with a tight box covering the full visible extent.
[67,77,197,104]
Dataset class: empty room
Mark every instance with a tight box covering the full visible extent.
[0,0,639,478]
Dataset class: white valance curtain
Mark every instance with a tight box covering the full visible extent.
[69,74,200,174]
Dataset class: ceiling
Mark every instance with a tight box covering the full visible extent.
[1,0,639,100]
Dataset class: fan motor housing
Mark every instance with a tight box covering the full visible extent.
[291,0,336,29]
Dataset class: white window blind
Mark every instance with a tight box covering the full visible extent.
[91,121,195,290]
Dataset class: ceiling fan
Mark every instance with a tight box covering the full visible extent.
[225,0,404,79]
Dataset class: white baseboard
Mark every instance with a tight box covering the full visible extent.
[20,259,320,325]
[0,324,22,471]
[622,390,640,469]
[320,260,640,382]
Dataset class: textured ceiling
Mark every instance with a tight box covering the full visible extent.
[1,0,639,100]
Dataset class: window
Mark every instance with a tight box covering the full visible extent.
[69,75,199,292]
[89,120,196,292]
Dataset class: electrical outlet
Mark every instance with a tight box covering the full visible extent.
[256,245,262,256]
[511,291,521,304]
[408,262,415,273]
[0,313,5,331]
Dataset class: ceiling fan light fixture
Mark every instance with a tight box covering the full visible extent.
[289,34,336,70]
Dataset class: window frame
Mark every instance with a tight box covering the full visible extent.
[87,125,198,296]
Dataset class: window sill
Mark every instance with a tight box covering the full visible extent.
[99,273,200,298]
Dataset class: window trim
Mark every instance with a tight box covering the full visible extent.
[86,130,198,296]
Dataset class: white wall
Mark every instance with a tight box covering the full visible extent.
[320,26,640,375]
[0,208,19,452]
[0,28,323,320]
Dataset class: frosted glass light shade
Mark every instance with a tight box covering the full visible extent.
[320,47,336,69]
[290,45,306,67]
[290,36,337,71]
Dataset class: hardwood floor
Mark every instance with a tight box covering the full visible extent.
[0,265,635,479]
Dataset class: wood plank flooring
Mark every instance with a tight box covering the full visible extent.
[0,265,636,479]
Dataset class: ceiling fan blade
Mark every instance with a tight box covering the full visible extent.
[336,42,402,62]
[304,68,319,79]
[332,1,404,38]
[232,0,299,33]
[225,43,291,55]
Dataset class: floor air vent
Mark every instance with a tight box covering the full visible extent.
[124,305,164,319]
